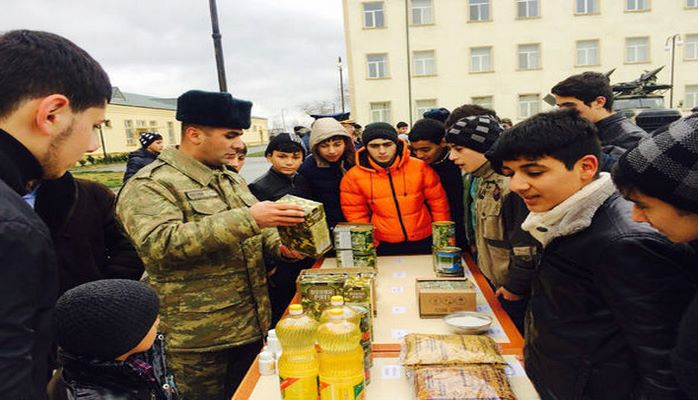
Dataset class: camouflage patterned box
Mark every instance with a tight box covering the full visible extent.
[333,222,375,253]
[336,249,377,269]
[297,268,376,319]
[275,195,332,257]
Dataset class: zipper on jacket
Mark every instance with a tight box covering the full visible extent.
[387,169,409,241]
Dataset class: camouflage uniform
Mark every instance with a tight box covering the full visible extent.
[116,147,281,400]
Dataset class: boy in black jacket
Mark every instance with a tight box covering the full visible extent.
[487,109,695,399]
[249,132,313,324]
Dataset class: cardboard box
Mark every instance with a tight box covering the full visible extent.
[336,249,377,268]
[297,268,376,319]
[333,222,375,253]
[275,195,332,257]
[416,278,476,318]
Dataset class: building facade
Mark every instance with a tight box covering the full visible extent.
[91,87,269,156]
[343,0,698,125]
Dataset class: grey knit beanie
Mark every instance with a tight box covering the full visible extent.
[445,114,503,153]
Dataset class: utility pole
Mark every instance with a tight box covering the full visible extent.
[208,0,228,92]
[665,34,682,108]
[404,0,413,125]
[338,56,346,113]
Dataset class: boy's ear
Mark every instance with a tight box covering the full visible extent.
[578,154,599,180]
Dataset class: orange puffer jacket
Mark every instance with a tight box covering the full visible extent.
[340,140,451,244]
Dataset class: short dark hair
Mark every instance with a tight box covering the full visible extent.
[551,71,614,111]
[268,143,304,155]
[0,30,111,118]
[396,121,408,129]
[408,118,445,144]
[486,109,601,171]
[445,104,499,129]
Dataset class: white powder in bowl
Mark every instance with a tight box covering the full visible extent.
[447,315,490,327]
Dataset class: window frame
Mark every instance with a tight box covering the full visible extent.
[625,36,650,64]
[411,0,433,25]
[124,119,136,146]
[516,0,539,18]
[518,94,540,119]
[469,0,491,21]
[471,96,494,110]
[576,39,600,66]
[470,46,493,73]
[685,34,698,61]
[415,99,438,120]
[625,0,650,12]
[370,101,392,123]
[363,2,385,28]
[685,85,698,109]
[413,50,436,76]
[517,43,541,70]
[688,0,698,8]
[575,0,599,15]
[367,53,389,79]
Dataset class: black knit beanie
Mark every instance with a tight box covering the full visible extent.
[423,107,450,123]
[54,279,160,360]
[445,114,503,154]
[139,132,162,149]
[615,114,698,214]
[362,122,398,145]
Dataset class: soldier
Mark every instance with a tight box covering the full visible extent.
[116,89,305,400]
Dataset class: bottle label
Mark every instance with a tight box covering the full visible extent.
[319,376,365,400]
[279,375,319,399]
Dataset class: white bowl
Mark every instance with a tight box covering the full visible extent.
[443,311,492,334]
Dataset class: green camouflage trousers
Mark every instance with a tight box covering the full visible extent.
[167,341,263,400]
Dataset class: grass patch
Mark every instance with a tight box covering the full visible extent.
[72,171,124,190]
[246,150,265,157]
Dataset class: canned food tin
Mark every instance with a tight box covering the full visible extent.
[351,226,375,253]
[432,221,456,249]
[434,246,464,277]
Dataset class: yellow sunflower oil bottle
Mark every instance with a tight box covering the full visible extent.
[319,295,360,324]
[317,308,365,400]
[276,304,319,400]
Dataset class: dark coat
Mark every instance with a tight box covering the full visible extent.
[501,193,539,296]
[430,149,467,249]
[34,173,144,295]
[525,193,696,400]
[51,335,179,400]
[0,129,58,399]
[123,148,158,183]
[596,112,648,172]
[298,155,350,230]
[248,168,312,202]
[672,241,698,400]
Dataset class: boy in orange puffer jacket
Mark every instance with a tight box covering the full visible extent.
[340,122,450,255]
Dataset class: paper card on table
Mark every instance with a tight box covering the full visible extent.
[476,304,492,313]
[381,365,403,380]
[505,359,526,377]
[392,306,407,314]
[390,328,409,339]
[488,326,505,337]
[392,271,407,278]
[390,286,404,294]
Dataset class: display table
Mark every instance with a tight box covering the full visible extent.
[233,253,537,399]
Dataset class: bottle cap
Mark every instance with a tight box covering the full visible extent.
[330,295,344,306]
[289,304,303,315]
[329,308,343,320]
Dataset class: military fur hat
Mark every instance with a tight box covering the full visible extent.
[176,89,253,129]
[445,114,503,154]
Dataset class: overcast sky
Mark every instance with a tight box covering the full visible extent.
[1,0,346,128]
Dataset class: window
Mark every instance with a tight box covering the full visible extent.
[167,121,176,144]
[367,54,388,78]
[518,44,541,69]
[519,94,540,118]
[689,0,698,8]
[576,0,598,14]
[413,50,435,76]
[471,96,493,110]
[626,0,649,11]
[363,2,385,28]
[415,99,437,120]
[412,0,433,24]
[517,0,538,18]
[469,0,490,21]
[149,120,158,133]
[124,120,135,146]
[576,40,599,66]
[686,34,698,60]
[626,37,649,63]
[470,47,492,72]
[370,102,391,123]
[686,86,698,109]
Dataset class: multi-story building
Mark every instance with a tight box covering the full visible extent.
[90,87,269,156]
[342,0,698,125]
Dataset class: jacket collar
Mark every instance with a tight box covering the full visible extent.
[157,147,220,186]
[595,112,625,132]
[0,129,43,195]
[431,147,451,166]
[522,172,616,247]
[356,139,410,173]
[472,160,496,179]
[268,167,297,181]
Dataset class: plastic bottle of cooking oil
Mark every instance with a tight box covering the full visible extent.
[317,308,365,400]
[320,295,360,324]
[276,304,319,400]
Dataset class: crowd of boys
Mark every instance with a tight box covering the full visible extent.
[2,28,698,400]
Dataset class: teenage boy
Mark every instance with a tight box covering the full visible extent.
[396,121,409,142]
[340,122,450,255]
[249,132,314,325]
[552,71,648,171]
[52,279,180,399]
[445,115,536,333]
[124,132,164,182]
[612,114,698,399]
[227,142,247,173]
[298,117,355,230]
[408,118,466,249]
[0,30,111,399]
[487,109,695,399]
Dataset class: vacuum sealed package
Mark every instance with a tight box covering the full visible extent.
[411,365,516,400]
[401,334,506,366]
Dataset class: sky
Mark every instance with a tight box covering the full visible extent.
[0,0,347,128]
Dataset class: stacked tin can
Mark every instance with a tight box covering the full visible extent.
[334,223,377,269]
[431,221,464,277]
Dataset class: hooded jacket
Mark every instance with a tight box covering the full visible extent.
[298,118,355,229]
[123,148,159,183]
[340,140,450,244]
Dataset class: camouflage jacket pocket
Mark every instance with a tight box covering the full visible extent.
[178,283,242,313]
[188,197,228,217]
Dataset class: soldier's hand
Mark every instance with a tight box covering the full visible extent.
[249,201,305,228]
[495,286,524,302]
[279,245,305,260]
